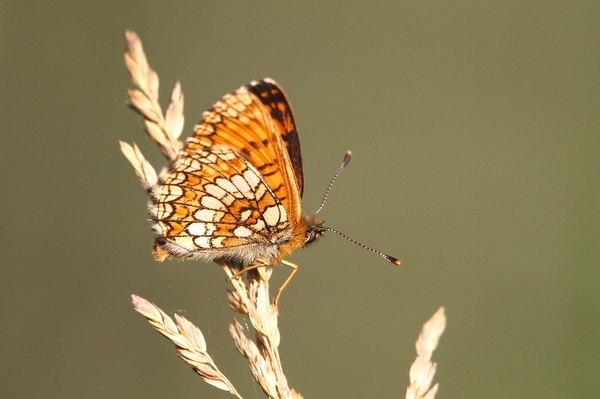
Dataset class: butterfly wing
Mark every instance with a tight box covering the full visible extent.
[151,148,292,263]
[246,79,304,198]
[150,79,307,263]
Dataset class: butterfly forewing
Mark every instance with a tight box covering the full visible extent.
[246,80,304,198]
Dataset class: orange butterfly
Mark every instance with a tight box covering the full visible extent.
[148,79,399,305]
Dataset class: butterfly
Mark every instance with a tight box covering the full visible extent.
[148,79,400,305]
[149,79,326,301]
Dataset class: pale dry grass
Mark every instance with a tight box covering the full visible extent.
[132,260,302,399]
[119,30,183,191]
[121,30,446,398]
[406,307,446,399]
[131,294,243,398]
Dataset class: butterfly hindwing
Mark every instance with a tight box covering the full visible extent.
[151,148,292,262]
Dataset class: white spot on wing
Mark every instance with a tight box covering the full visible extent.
[231,175,252,197]
[157,203,172,217]
[216,178,238,194]
[188,222,208,236]
[252,219,266,232]
[201,195,223,210]
[233,226,253,237]
[237,90,253,105]
[162,185,183,202]
[200,153,218,164]
[187,158,202,171]
[218,151,237,161]
[221,193,236,206]
[243,169,261,189]
[193,236,211,249]
[198,137,212,146]
[225,105,238,118]
[170,172,186,185]
[240,209,252,222]
[205,184,227,199]
[278,205,288,222]
[263,205,283,226]
[194,209,223,222]
[211,237,226,247]
[254,183,267,200]
[173,236,195,250]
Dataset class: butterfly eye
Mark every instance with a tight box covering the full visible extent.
[305,229,320,244]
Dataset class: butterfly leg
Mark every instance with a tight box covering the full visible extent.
[225,259,298,309]
[273,259,298,309]
[226,261,269,282]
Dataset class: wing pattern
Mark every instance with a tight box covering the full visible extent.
[149,79,319,264]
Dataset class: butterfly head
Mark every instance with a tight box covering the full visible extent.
[304,216,325,245]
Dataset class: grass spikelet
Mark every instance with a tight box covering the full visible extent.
[406,307,446,399]
[132,295,243,398]
[122,30,182,164]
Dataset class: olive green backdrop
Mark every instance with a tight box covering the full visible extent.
[1,2,598,398]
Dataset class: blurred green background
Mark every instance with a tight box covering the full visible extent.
[1,2,599,398]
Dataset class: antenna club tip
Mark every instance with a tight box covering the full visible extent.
[380,253,402,266]
[342,151,352,166]
[385,256,401,265]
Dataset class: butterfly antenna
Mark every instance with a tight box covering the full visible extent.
[320,227,401,265]
[314,150,352,216]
